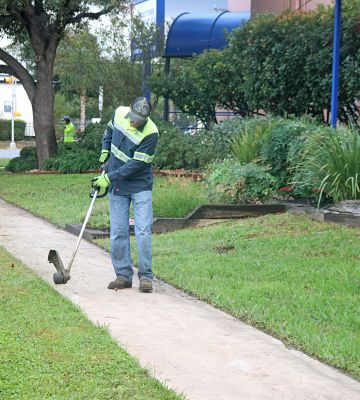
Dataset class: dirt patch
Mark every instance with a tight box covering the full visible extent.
[214,245,235,254]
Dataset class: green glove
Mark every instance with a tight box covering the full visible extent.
[92,173,110,189]
[99,150,109,163]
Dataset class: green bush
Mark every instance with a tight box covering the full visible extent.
[292,126,360,205]
[153,117,251,170]
[79,122,106,151]
[206,159,277,204]
[193,118,245,167]
[43,143,99,173]
[6,146,38,172]
[260,117,319,185]
[0,119,26,141]
[42,123,105,173]
[152,119,198,170]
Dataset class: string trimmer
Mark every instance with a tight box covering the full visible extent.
[48,169,108,285]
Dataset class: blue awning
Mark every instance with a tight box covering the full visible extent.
[165,11,250,58]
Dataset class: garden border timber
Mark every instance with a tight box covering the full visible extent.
[65,204,289,239]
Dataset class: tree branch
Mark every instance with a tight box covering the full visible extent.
[68,6,117,25]
[4,4,33,40]
[0,64,15,75]
[0,48,36,103]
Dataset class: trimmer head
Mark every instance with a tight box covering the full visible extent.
[48,249,71,285]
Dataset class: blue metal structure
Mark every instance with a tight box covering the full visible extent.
[165,11,250,57]
[330,0,341,128]
[163,11,250,120]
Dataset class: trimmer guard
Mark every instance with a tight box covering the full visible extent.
[48,249,68,276]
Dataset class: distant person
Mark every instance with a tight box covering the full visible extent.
[63,116,76,143]
[92,97,159,293]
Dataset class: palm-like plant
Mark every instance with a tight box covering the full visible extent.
[295,127,360,206]
[230,118,274,164]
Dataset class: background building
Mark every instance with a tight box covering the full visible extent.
[251,0,333,14]
[133,0,334,22]
[0,77,34,137]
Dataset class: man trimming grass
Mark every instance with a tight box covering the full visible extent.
[0,172,358,378]
[0,247,182,399]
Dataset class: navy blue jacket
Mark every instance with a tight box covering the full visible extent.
[102,106,159,195]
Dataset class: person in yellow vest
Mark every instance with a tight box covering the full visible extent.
[63,116,76,143]
[92,97,159,293]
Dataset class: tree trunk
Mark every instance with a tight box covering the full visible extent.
[80,89,87,132]
[32,60,58,169]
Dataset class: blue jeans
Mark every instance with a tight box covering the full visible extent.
[109,190,153,282]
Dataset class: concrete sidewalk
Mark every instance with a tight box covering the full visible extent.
[0,148,20,158]
[0,198,359,400]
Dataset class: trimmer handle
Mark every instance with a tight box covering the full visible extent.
[90,166,109,198]
[90,184,109,198]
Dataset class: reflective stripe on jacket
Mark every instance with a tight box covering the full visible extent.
[102,106,159,195]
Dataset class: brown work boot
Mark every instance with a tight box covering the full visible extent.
[108,277,132,290]
[139,277,153,293]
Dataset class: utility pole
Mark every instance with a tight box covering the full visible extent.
[330,0,341,128]
[9,77,17,149]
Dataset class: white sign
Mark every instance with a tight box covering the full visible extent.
[133,0,157,25]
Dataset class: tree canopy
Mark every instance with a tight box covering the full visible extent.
[0,0,129,167]
[151,1,360,127]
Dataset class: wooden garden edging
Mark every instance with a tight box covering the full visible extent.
[65,204,288,240]
[186,204,287,219]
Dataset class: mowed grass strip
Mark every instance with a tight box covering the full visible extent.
[0,159,9,168]
[96,213,360,379]
[0,247,183,400]
[0,173,207,228]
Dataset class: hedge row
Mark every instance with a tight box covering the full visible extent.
[0,119,26,141]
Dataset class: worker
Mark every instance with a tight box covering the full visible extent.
[92,97,159,293]
[63,116,76,143]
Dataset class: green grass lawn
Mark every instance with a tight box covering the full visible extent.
[95,213,360,379]
[0,159,10,168]
[0,247,182,400]
[0,173,207,228]
[0,172,359,379]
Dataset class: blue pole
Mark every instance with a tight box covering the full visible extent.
[330,0,341,128]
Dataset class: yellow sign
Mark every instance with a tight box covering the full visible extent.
[4,76,18,84]
[14,111,22,117]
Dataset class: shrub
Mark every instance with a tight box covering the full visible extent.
[152,119,198,170]
[260,117,319,185]
[0,119,26,141]
[293,126,360,205]
[189,117,252,169]
[79,122,106,151]
[230,117,275,164]
[153,117,255,171]
[206,159,277,204]
[42,123,105,173]
[6,146,38,172]
[43,143,99,173]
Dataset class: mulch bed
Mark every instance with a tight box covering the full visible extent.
[21,168,204,180]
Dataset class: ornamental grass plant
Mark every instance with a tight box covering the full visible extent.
[293,126,360,206]
[230,117,275,164]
